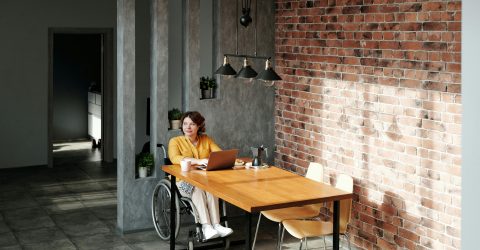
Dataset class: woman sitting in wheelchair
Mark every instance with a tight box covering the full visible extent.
[168,111,234,240]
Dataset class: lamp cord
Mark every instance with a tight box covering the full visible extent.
[254,0,257,57]
[236,0,239,55]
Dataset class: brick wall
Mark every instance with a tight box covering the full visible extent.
[274,1,461,249]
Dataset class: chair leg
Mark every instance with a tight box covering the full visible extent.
[252,213,262,250]
[279,227,286,250]
[344,233,351,250]
[277,222,283,250]
[305,237,308,250]
[299,238,303,250]
[322,236,326,250]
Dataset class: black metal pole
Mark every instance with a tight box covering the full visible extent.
[224,53,270,60]
[170,175,176,250]
[245,211,252,250]
[333,200,340,250]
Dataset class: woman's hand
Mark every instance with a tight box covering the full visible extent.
[194,158,209,166]
[185,158,209,166]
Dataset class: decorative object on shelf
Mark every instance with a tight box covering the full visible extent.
[200,76,217,99]
[214,0,282,85]
[136,152,154,178]
[168,108,183,130]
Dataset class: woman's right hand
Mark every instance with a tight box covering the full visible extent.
[194,158,209,166]
[186,158,208,166]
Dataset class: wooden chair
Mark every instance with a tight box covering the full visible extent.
[252,162,324,250]
[280,173,353,250]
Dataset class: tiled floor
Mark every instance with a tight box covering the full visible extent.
[0,142,354,250]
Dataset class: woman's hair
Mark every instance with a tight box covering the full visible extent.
[180,111,206,135]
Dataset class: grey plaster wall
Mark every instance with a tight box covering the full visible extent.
[135,0,152,151]
[0,0,116,168]
[168,0,184,111]
[462,0,480,248]
[185,0,276,161]
[117,0,173,233]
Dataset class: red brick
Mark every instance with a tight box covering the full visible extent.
[274,1,462,249]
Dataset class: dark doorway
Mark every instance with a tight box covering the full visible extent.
[52,34,103,164]
[53,34,101,141]
[48,28,114,167]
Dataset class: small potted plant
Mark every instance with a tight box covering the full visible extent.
[136,152,154,178]
[207,77,217,98]
[168,108,183,130]
[200,77,211,99]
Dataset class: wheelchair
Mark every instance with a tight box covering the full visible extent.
[151,144,231,250]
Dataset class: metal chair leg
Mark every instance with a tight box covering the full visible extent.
[305,237,308,250]
[252,213,262,250]
[344,233,351,250]
[299,238,303,250]
[277,222,283,250]
[279,227,285,250]
[323,236,326,250]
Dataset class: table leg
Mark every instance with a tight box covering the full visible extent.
[333,200,340,250]
[245,211,252,250]
[170,175,176,250]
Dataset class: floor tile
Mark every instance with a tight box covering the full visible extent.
[0,195,39,211]
[129,240,170,250]
[28,183,70,197]
[0,232,17,248]
[34,193,79,206]
[3,207,55,231]
[65,182,105,193]
[88,204,117,220]
[42,200,86,214]
[52,211,110,237]
[22,239,77,250]
[0,221,10,234]
[70,233,130,250]
[0,245,22,250]
[14,227,68,245]
[121,230,163,244]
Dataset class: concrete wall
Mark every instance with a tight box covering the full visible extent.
[0,0,116,168]
[185,0,276,161]
[168,0,184,111]
[135,0,151,152]
[462,0,480,248]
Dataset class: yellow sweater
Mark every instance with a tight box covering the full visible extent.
[168,134,221,164]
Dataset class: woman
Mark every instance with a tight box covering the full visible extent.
[168,111,234,240]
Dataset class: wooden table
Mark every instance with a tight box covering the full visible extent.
[163,165,353,250]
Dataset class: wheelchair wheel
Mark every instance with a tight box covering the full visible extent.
[152,179,180,240]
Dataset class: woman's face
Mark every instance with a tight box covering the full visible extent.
[182,117,199,137]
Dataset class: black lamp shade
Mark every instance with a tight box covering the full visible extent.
[257,59,282,81]
[215,63,237,75]
[236,58,257,79]
[258,68,282,81]
[236,65,258,78]
[215,56,237,75]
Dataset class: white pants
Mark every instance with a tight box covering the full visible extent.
[191,188,220,225]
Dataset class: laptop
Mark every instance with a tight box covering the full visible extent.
[197,149,239,171]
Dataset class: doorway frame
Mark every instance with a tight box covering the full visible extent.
[47,28,114,167]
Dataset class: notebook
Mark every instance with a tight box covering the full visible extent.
[197,149,239,171]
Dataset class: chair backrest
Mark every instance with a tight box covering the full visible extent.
[335,173,353,233]
[305,162,323,183]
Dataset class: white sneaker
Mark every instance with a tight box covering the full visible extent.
[202,224,220,240]
[214,224,233,237]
